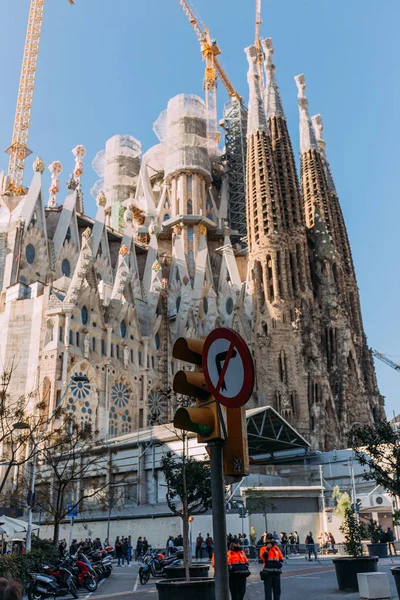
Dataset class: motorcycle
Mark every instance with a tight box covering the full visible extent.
[139,551,181,585]
[69,552,98,591]
[26,565,78,600]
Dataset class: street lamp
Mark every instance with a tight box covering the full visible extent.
[349,421,361,522]
[13,373,89,552]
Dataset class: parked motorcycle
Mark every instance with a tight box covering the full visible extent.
[139,551,181,585]
[26,564,78,600]
[68,552,98,591]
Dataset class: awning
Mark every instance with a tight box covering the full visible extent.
[0,515,40,536]
[246,406,310,461]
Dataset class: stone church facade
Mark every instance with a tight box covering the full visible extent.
[0,38,383,455]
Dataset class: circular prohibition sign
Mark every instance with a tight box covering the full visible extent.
[202,327,255,409]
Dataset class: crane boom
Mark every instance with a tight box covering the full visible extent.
[5,0,74,196]
[372,350,400,372]
[178,0,241,145]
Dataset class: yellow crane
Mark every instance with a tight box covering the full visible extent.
[178,0,241,146]
[4,0,75,196]
[255,0,263,74]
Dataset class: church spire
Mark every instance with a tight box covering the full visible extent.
[262,38,284,119]
[312,113,357,282]
[263,38,303,232]
[294,74,318,153]
[295,73,334,234]
[245,45,268,136]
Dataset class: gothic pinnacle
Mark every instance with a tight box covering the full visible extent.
[262,38,284,119]
[294,74,318,153]
[245,45,268,136]
[312,113,336,193]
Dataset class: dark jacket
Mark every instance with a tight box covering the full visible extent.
[115,541,123,557]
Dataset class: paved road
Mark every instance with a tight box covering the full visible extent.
[84,556,400,599]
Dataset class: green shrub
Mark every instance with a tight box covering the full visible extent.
[0,540,59,585]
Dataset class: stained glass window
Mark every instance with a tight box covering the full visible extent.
[81,306,88,325]
[26,244,35,265]
[62,259,71,277]
[120,321,127,338]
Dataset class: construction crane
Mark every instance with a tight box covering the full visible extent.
[255,0,263,75]
[4,0,75,196]
[178,0,241,145]
[372,350,400,372]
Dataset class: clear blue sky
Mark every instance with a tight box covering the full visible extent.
[0,0,399,416]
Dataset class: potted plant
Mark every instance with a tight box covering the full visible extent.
[333,508,378,591]
[156,441,214,600]
[364,518,388,559]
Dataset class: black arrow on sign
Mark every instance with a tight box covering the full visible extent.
[215,348,237,391]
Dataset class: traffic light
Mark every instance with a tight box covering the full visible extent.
[172,337,224,443]
[223,406,249,478]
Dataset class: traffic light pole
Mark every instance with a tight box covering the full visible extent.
[208,439,229,600]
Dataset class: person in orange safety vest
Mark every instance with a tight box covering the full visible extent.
[260,535,284,600]
[212,541,250,600]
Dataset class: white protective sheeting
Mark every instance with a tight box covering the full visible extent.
[91,135,142,205]
[153,94,211,180]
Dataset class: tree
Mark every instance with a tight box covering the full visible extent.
[160,443,212,582]
[0,361,57,499]
[33,418,109,544]
[332,486,351,518]
[340,508,363,557]
[245,488,277,534]
[350,420,400,495]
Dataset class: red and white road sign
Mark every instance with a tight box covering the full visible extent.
[202,328,255,409]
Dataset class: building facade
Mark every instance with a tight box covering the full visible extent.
[0,36,383,471]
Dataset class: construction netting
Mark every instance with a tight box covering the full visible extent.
[91,134,142,204]
[153,94,212,179]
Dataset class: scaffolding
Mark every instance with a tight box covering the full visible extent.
[222,98,248,239]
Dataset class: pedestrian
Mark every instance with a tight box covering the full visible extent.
[280,532,288,558]
[293,531,300,554]
[103,537,109,549]
[260,534,284,600]
[242,534,249,547]
[213,541,250,600]
[328,532,335,551]
[167,536,176,556]
[123,537,130,566]
[195,532,204,560]
[136,536,143,561]
[94,537,102,551]
[115,537,123,567]
[205,533,214,560]
[142,537,149,554]
[69,539,78,556]
[386,527,397,556]
[227,533,233,550]
[0,578,23,600]
[305,532,317,561]
[58,540,66,558]
[174,534,183,548]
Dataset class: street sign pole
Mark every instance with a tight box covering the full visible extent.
[208,439,229,600]
[68,516,74,547]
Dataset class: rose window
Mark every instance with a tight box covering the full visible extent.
[112,382,130,408]
[147,390,164,425]
[70,372,91,399]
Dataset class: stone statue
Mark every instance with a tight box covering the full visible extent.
[123,345,129,369]
[84,333,90,358]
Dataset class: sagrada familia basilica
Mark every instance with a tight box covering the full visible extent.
[0,38,384,453]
